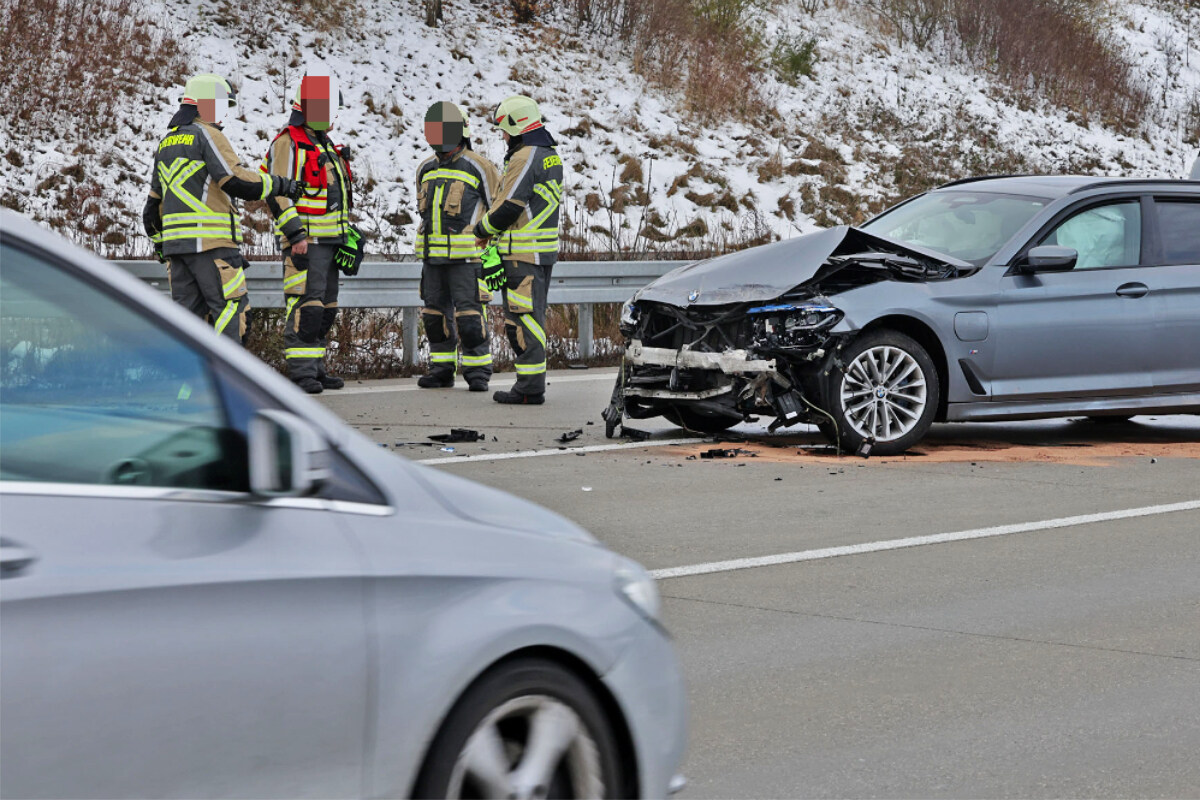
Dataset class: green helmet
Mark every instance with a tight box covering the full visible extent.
[181,74,236,125]
[491,95,542,136]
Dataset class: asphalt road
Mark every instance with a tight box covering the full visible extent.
[319,369,1200,798]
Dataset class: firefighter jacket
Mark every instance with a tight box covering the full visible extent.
[472,129,564,266]
[145,117,293,256]
[414,147,502,265]
[261,125,353,245]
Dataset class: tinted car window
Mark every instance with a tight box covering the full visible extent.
[861,190,1048,266]
[1154,199,1200,265]
[1039,201,1141,269]
[0,242,248,491]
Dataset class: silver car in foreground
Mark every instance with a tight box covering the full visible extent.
[0,210,686,799]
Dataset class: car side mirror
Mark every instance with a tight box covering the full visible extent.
[1019,245,1078,273]
[249,410,331,497]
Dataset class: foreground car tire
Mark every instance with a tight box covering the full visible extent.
[413,658,625,799]
[821,329,940,457]
[664,405,739,434]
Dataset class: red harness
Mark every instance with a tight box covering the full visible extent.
[274,125,353,192]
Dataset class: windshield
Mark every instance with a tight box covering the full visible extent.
[862,190,1049,266]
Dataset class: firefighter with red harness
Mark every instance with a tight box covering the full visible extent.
[261,70,357,394]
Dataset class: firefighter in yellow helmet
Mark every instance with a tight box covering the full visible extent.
[415,102,502,391]
[143,73,305,344]
[260,69,358,394]
[473,95,564,405]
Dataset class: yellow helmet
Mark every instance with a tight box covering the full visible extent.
[491,95,542,136]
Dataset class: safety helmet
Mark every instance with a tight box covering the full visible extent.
[456,104,473,141]
[292,70,344,131]
[424,101,468,153]
[491,95,542,136]
[182,73,237,126]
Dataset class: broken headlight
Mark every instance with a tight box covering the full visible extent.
[619,299,640,336]
[614,558,661,623]
[749,303,843,352]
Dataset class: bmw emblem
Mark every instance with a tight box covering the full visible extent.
[688,289,700,303]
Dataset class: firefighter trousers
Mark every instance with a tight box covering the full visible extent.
[283,243,340,382]
[502,260,551,396]
[168,247,249,345]
[420,260,493,383]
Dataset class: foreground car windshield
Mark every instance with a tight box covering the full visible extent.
[861,190,1049,266]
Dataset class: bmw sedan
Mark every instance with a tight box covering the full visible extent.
[0,210,686,799]
[606,176,1200,455]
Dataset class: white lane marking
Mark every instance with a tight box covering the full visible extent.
[416,438,705,465]
[332,372,617,396]
[650,499,1200,580]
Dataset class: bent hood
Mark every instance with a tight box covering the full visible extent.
[635,225,970,307]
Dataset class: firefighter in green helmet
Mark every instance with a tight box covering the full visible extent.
[415,101,503,392]
[474,95,564,405]
[143,73,305,344]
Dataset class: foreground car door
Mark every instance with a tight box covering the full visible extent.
[0,241,368,798]
[992,198,1155,401]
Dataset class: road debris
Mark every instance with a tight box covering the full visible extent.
[558,429,583,443]
[429,429,485,443]
[701,448,752,459]
[440,447,456,453]
[620,426,651,441]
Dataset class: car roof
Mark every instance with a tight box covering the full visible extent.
[934,175,1199,199]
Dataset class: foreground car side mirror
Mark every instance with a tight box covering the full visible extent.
[249,410,331,497]
[1019,245,1078,273]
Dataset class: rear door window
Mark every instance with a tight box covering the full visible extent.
[1153,198,1200,265]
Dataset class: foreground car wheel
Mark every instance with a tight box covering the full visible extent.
[413,659,624,799]
[822,330,940,456]
[664,405,739,435]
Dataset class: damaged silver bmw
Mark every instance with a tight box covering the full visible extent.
[605,176,1200,455]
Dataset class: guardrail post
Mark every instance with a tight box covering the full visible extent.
[577,303,594,360]
[402,306,421,367]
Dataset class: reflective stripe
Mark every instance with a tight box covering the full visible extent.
[521,315,547,347]
[159,228,238,241]
[258,173,274,200]
[480,214,502,236]
[460,353,494,366]
[508,289,534,310]
[431,185,445,237]
[285,347,325,358]
[421,168,480,188]
[285,296,300,317]
[222,268,246,298]
[214,300,238,334]
[283,270,308,291]
[275,206,299,232]
[430,351,458,363]
[514,361,546,375]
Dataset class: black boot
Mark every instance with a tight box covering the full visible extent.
[417,373,455,389]
[319,373,345,390]
[467,378,489,392]
[295,377,324,394]
[493,388,544,405]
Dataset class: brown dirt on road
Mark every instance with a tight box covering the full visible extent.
[661,418,1200,467]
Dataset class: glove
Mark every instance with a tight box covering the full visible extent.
[481,244,505,292]
[153,245,166,264]
[336,144,353,162]
[334,225,364,276]
[276,177,306,201]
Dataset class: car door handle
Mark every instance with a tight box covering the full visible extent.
[1115,282,1149,298]
[0,538,37,578]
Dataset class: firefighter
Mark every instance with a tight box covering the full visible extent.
[415,102,502,391]
[143,73,304,344]
[474,95,564,405]
[261,69,356,394]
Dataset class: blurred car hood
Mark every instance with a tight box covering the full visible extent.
[634,225,971,307]
[407,463,599,545]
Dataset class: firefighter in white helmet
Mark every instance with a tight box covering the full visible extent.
[474,95,564,405]
[143,73,305,344]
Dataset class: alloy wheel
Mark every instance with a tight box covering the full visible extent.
[839,345,928,442]
[447,695,604,799]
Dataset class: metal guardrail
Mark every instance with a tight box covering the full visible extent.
[114,259,689,364]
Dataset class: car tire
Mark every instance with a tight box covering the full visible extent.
[664,405,739,435]
[412,658,626,799]
[820,329,940,457]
